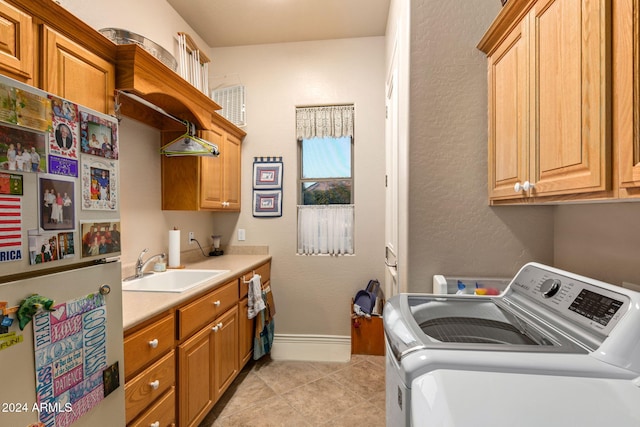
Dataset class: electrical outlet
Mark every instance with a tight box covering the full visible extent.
[188,232,195,244]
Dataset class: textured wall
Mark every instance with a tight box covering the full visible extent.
[555,204,640,286]
[406,0,555,290]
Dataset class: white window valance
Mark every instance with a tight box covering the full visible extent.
[296,105,354,140]
[297,204,354,255]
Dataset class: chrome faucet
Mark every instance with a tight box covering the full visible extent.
[134,248,166,278]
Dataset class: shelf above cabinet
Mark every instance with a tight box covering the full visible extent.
[114,44,245,139]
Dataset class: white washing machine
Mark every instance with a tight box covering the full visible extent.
[383,262,640,426]
[411,370,640,426]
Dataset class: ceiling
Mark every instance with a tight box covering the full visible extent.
[166,0,391,48]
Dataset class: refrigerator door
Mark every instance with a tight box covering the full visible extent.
[0,261,124,426]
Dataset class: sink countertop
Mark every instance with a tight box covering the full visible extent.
[122,254,271,331]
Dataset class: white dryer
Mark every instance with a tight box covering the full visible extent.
[383,262,640,426]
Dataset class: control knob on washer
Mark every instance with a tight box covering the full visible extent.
[540,279,561,298]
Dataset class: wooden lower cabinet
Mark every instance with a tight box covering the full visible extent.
[125,260,271,427]
[129,387,176,427]
[178,305,239,427]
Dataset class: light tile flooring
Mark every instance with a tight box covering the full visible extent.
[198,354,386,427]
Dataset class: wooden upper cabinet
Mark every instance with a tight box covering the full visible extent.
[479,0,611,204]
[617,0,640,197]
[529,0,609,198]
[488,18,529,200]
[41,27,115,114]
[0,0,33,82]
[162,127,242,211]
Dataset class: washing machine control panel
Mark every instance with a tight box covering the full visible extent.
[509,264,631,336]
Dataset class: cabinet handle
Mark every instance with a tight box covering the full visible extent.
[148,339,158,349]
[149,380,159,390]
[213,300,221,307]
[150,422,160,427]
[514,181,535,193]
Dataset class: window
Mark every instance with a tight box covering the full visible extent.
[300,136,352,205]
[296,105,355,255]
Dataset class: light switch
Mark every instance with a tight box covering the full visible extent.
[238,229,246,241]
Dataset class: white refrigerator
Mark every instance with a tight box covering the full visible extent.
[0,74,125,426]
[0,262,125,426]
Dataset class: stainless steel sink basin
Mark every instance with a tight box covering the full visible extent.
[122,269,229,293]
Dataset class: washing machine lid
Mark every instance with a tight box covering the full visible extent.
[411,370,640,427]
[384,294,588,362]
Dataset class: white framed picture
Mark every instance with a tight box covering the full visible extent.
[81,155,118,211]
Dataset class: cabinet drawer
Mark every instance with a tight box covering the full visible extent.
[240,262,271,298]
[178,281,238,339]
[124,313,175,380]
[128,386,175,427]
[125,351,175,424]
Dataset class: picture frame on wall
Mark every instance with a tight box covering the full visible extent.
[253,160,283,189]
[253,190,282,217]
[81,155,118,211]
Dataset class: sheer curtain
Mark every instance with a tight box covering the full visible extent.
[297,205,354,255]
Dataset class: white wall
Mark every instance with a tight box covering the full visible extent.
[56,0,208,61]
[404,0,556,288]
[210,38,386,336]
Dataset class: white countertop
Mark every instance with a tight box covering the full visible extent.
[122,254,271,330]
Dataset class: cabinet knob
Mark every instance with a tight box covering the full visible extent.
[218,322,223,329]
[222,201,230,207]
[523,181,535,191]
[212,325,219,332]
[514,182,524,192]
[149,380,160,390]
[150,422,160,427]
[148,339,159,349]
[213,300,221,307]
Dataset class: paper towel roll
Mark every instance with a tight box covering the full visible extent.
[168,229,181,267]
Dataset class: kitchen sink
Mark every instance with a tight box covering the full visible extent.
[122,269,230,293]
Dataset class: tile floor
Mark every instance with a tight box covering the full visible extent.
[198,354,386,427]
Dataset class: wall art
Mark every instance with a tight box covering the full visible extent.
[253,156,283,217]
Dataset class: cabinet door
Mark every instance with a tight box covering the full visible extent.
[488,18,529,200]
[529,0,609,196]
[0,1,33,82]
[223,133,242,210]
[200,128,225,209]
[617,0,640,195]
[238,297,253,367]
[41,27,115,114]
[213,305,239,400]
[178,326,215,427]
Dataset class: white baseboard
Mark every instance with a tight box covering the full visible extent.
[270,334,351,362]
